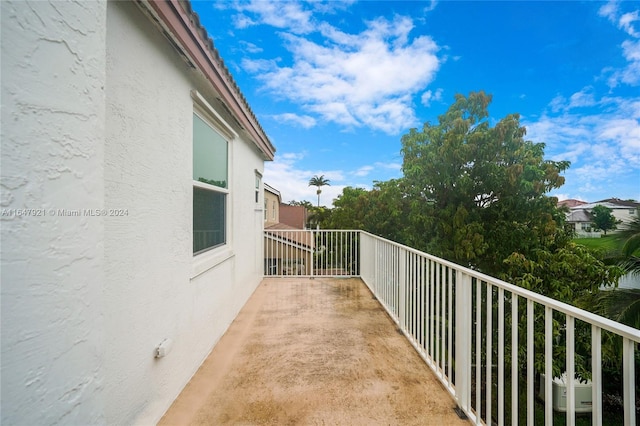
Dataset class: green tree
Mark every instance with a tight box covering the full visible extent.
[309,175,330,207]
[591,205,617,235]
[288,200,314,209]
[618,210,640,258]
[401,91,570,274]
[326,180,412,243]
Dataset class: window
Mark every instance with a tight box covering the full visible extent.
[193,111,229,255]
[255,172,262,204]
[630,208,636,214]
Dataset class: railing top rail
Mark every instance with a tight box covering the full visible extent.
[358,230,640,342]
[262,229,640,340]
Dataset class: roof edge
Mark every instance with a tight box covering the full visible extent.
[142,0,275,160]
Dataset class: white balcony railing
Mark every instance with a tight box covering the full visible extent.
[264,229,640,425]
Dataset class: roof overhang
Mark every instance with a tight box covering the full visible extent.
[140,0,275,160]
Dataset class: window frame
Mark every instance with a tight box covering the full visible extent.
[191,91,238,277]
[255,170,262,205]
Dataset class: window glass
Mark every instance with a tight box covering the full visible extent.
[193,113,227,188]
[255,174,261,203]
[193,188,226,253]
[193,112,229,255]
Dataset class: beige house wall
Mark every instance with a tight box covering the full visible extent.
[264,189,280,226]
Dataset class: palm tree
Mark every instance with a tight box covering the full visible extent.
[592,210,640,330]
[616,210,640,275]
[309,175,330,207]
[621,210,640,253]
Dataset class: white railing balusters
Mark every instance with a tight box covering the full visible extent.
[476,278,482,425]
[623,337,636,426]
[430,260,435,365]
[545,306,553,426]
[527,299,534,426]
[447,267,453,387]
[264,229,640,423]
[436,263,441,376]
[486,283,493,426]
[592,325,603,426]
[498,287,505,426]
[511,293,518,426]
[566,315,575,426]
[455,270,473,417]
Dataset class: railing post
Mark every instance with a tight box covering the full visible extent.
[455,270,472,415]
[311,230,316,277]
[398,248,407,330]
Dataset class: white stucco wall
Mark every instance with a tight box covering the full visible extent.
[2,1,267,424]
[1,1,108,424]
[104,2,265,424]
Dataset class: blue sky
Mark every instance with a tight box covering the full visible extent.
[191,0,640,206]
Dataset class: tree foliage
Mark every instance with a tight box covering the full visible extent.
[325,180,412,242]
[591,205,617,235]
[309,175,330,207]
[400,91,570,274]
[326,92,621,309]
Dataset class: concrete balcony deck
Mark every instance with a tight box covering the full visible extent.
[159,277,467,425]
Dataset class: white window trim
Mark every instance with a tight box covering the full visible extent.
[255,169,263,208]
[191,90,237,278]
[191,90,238,140]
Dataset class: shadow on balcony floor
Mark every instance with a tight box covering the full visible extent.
[159,277,468,425]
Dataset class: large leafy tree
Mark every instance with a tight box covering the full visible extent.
[401,91,571,274]
[326,180,412,243]
[399,91,624,380]
[591,205,617,235]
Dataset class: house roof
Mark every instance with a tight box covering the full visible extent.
[574,200,639,210]
[264,183,281,201]
[558,199,587,208]
[566,210,592,223]
[141,0,275,160]
[593,198,640,208]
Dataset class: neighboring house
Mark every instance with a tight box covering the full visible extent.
[566,209,597,237]
[264,183,281,227]
[280,203,309,229]
[564,198,639,237]
[1,1,274,425]
[263,184,313,275]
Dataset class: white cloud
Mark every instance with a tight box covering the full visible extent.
[524,94,640,200]
[374,161,402,172]
[421,88,443,106]
[353,166,373,177]
[231,0,315,34]
[619,11,640,37]
[263,152,346,206]
[549,94,566,113]
[271,113,317,128]
[242,14,440,134]
[238,40,263,54]
[598,1,640,87]
[568,86,597,109]
[423,0,438,14]
[598,0,618,22]
[548,87,597,112]
[599,1,639,37]
[263,153,402,207]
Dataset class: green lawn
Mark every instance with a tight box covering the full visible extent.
[573,235,623,255]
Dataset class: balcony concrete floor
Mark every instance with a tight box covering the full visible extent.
[159,277,468,425]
